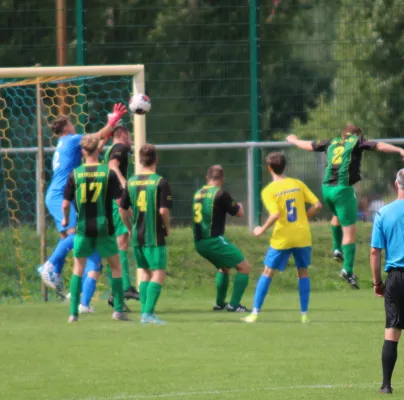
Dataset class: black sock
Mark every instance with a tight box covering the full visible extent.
[382,340,398,386]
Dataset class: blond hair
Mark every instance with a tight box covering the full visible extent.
[80,135,99,155]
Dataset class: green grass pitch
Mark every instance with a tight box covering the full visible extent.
[0,223,396,399]
[0,291,397,400]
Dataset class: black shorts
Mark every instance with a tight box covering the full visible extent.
[385,268,404,329]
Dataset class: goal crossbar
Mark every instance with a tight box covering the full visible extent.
[0,65,144,78]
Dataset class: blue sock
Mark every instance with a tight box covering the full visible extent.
[48,234,75,274]
[81,277,97,307]
[298,277,310,313]
[253,275,272,312]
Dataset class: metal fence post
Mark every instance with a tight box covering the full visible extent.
[247,145,255,232]
[36,151,40,235]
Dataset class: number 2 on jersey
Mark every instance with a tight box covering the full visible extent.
[193,203,202,223]
[331,146,344,165]
[80,182,103,203]
[286,198,297,223]
[136,190,147,212]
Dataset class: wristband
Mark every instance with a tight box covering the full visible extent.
[373,281,383,287]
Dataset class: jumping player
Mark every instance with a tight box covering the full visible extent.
[242,152,322,324]
[287,124,404,288]
[193,165,250,312]
[38,104,126,298]
[104,126,139,304]
[63,135,126,323]
[119,144,172,324]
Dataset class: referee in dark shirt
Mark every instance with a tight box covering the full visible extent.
[370,169,404,394]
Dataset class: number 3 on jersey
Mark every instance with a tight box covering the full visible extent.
[286,198,297,223]
[193,203,202,223]
[136,190,147,212]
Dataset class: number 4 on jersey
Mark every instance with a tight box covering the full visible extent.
[137,190,147,212]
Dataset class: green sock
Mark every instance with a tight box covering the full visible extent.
[342,243,356,275]
[112,277,124,313]
[69,274,82,317]
[139,281,150,314]
[215,272,229,307]
[229,273,249,308]
[119,250,131,291]
[106,265,113,288]
[331,225,343,252]
[144,282,162,314]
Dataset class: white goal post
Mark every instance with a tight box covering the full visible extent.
[0,64,147,173]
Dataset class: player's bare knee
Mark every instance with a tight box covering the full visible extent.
[263,266,275,278]
[236,260,250,274]
[117,233,128,250]
[152,269,166,284]
[331,216,340,226]
[88,270,100,280]
[140,268,152,282]
[219,267,230,274]
[385,328,402,342]
[297,268,309,279]
[342,224,356,244]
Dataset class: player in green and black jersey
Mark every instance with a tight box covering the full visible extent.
[193,165,250,312]
[103,125,139,304]
[63,135,127,323]
[119,144,172,324]
[288,124,404,288]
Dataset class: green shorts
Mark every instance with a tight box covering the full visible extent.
[74,234,119,258]
[195,236,244,269]
[322,184,357,227]
[112,202,128,237]
[134,246,167,270]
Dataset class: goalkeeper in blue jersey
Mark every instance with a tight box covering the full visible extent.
[38,104,127,301]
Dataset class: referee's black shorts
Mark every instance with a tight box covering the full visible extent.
[385,268,404,329]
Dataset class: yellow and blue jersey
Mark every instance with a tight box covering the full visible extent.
[261,177,319,250]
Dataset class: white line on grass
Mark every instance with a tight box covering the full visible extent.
[67,381,404,400]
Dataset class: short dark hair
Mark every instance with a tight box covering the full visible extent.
[265,152,286,174]
[139,144,157,167]
[112,126,129,138]
[342,123,362,137]
[51,115,70,135]
[207,165,224,181]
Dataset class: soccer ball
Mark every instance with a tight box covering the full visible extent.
[129,93,151,115]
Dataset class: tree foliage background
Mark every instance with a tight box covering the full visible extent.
[0,0,403,222]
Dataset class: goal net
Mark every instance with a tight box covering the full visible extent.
[0,65,145,301]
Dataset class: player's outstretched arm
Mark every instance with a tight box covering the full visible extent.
[253,213,280,237]
[375,142,404,159]
[287,134,314,151]
[370,247,384,297]
[92,103,128,141]
[306,201,322,219]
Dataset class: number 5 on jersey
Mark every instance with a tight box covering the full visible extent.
[286,198,297,223]
[137,190,147,212]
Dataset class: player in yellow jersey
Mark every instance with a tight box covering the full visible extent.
[242,152,322,324]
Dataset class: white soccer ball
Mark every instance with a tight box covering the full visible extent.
[129,93,151,115]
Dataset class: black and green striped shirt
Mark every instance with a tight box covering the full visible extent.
[312,134,377,186]
[120,173,173,247]
[192,185,240,242]
[64,164,121,237]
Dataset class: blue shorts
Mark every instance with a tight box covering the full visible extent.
[264,247,312,271]
[84,252,103,273]
[45,190,77,232]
